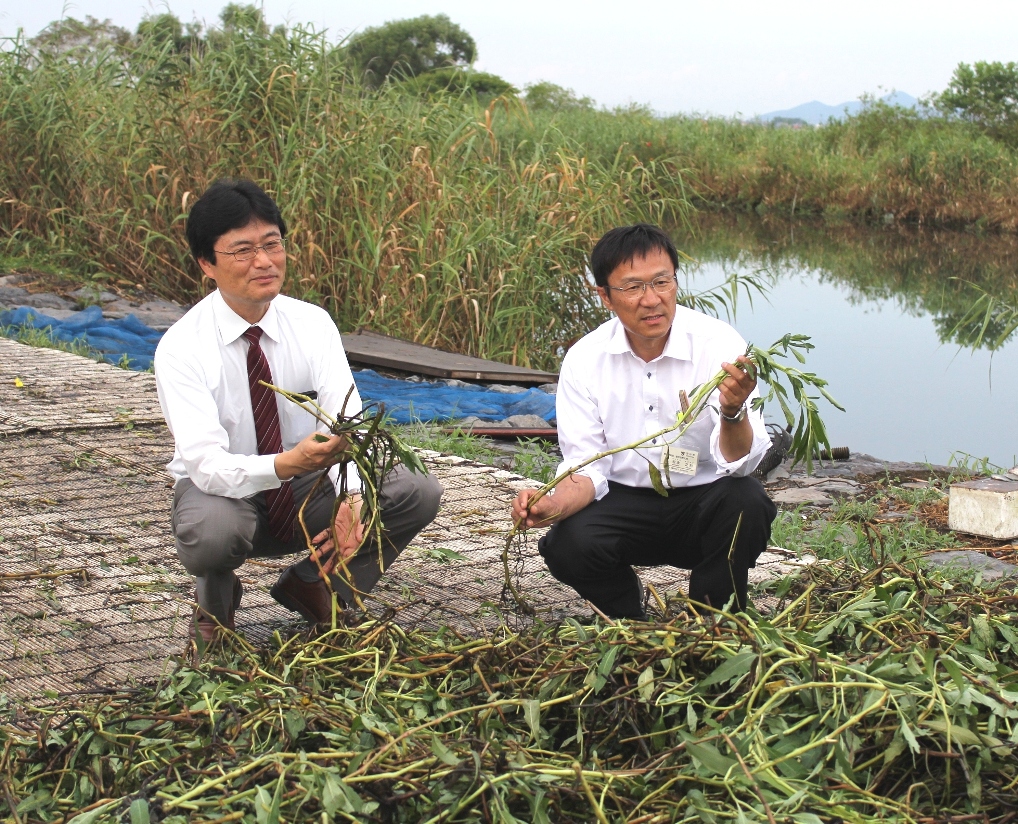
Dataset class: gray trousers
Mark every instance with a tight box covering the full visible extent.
[172,466,443,622]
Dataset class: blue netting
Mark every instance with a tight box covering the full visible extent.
[354,369,556,424]
[0,305,162,370]
[0,307,556,423]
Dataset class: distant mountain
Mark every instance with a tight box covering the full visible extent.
[757,91,918,125]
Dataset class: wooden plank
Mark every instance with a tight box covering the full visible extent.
[341,329,558,384]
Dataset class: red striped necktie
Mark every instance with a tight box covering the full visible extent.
[243,326,297,542]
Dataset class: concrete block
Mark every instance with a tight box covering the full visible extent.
[949,478,1018,539]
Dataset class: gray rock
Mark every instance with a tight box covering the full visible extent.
[8,306,80,320]
[0,285,30,304]
[770,487,832,507]
[505,414,553,429]
[486,384,528,394]
[457,416,510,429]
[790,453,950,481]
[103,299,186,331]
[924,550,1018,580]
[69,287,118,304]
[8,291,77,311]
[539,382,558,394]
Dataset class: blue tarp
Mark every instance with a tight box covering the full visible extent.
[354,369,556,424]
[0,305,162,370]
[0,306,556,423]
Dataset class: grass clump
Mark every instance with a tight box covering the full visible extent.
[2,561,1016,822]
[0,320,103,361]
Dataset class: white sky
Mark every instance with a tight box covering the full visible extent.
[3,0,1018,116]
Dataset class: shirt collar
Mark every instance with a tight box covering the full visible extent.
[605,316,693,362]
[212,290,281,345]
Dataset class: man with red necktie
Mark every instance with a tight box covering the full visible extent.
[155,179,442,643]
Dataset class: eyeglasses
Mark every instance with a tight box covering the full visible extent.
[607,274,677,301]
[215,238,286,262]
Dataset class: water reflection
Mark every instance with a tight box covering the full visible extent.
[673,216,1018,468]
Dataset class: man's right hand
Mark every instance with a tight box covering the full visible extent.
[274,431,349,480]
[511,475,596,530]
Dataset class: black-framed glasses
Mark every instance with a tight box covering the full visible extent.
[608,274,677,301]
[215,238,286,262]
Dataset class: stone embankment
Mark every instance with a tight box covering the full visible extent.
[0,273,187,330]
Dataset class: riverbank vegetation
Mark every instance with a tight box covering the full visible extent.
[5,8,1018,369]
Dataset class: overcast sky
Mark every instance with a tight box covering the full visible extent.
[3,0,1017,116]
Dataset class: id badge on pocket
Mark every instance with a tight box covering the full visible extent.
[662,445,698,477]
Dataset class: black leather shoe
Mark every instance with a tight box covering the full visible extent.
[270,566,343,624]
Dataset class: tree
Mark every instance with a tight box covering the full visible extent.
[29,16,131,61]
[136,13,204,54]
[936,61,1018,140]
[398,67,516,99]
[218,3,271,38]
[524,81,594,112]
[347,14,476,88]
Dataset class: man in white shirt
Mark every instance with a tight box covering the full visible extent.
[156,179,442,641]
[512,224,776,618]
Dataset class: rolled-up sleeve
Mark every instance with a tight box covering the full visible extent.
[155,347,280,497]
[708,388,771,477]
[554,355,611,501]
[315,321,363,494]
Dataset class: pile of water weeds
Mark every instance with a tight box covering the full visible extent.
[1,560,1016,824]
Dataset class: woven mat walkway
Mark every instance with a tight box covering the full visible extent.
[0,339,799,699]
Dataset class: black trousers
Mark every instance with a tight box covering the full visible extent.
[538,476,777,618]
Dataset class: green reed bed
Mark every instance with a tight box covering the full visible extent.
[2,558,1016,824]
[0,30,684,372]
[501,104,1018,233]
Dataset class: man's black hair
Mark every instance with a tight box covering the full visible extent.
[589,224,679,288]
[185,178,287,264]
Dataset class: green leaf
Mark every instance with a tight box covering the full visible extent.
[523,699,541,741]
[597,645,620,677]
[638,666,655,703]
[924,719,985,748]
[647,460,668,497]
[129,799,150,824]
[686,741,737,776]
[697,652,755,691]
[900,719,921,754]
[431,735,461,766]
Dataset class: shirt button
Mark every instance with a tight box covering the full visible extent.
[647,372,651,378]
[653,439,657,444]
[649,405,654,411]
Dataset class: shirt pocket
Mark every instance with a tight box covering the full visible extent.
[675,408,715,462]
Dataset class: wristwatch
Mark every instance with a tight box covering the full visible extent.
[720,404,747,424]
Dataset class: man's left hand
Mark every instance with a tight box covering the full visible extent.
[310,495,365,576]
[719,355,757,417]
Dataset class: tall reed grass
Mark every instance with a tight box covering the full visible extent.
[0,30,686,370]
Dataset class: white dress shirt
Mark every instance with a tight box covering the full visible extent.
[155,290,361,497]
[556,307,771,500]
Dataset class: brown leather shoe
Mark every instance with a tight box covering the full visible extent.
[270,566,343,624]
[190,578,243,643]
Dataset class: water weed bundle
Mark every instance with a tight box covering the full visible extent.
[0,30,684,372]
[2,560,1016,823]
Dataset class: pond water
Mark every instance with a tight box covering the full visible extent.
[674,217,1018,469]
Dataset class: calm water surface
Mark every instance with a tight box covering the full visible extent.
[675,218,1018,469]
